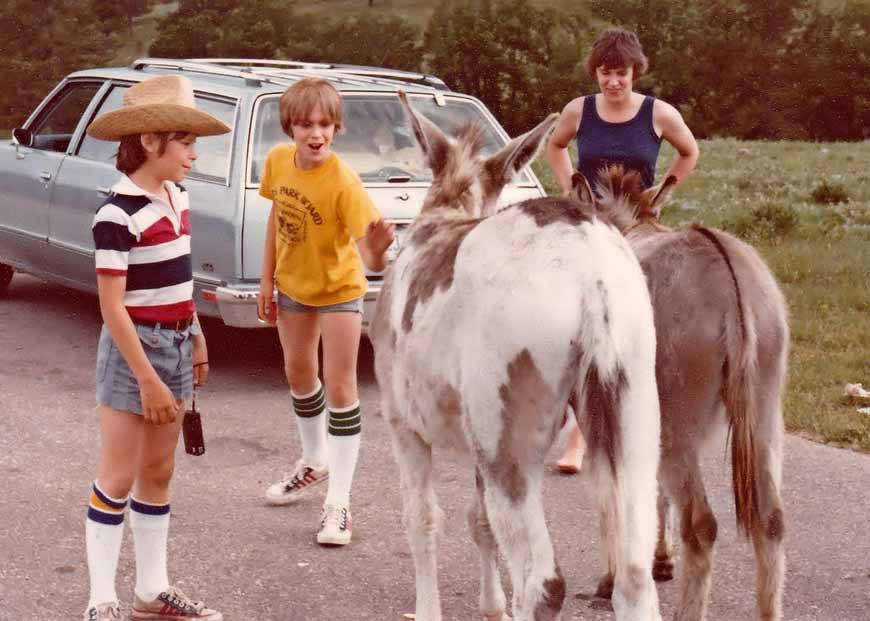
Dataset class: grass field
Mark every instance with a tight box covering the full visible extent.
[534,141,870,452]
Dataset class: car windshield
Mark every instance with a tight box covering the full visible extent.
[250,94,533,185]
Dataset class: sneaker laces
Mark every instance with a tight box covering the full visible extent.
[159,586,205,614]
[87,604,119,620]
[283,465,316,492]
[321,504,349,531]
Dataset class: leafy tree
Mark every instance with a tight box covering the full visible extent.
[424,0,591,135]
[0,0,119,130]
[282,13,422,72]
[150,0,294,58]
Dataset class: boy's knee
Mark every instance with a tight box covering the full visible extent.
[326,383,358,408]
[138,458,175,489]
[285,361,317,387]
[98,474,135,499]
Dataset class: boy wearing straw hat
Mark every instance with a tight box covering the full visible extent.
[82,75,229,621]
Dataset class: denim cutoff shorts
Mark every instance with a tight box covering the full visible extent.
[277,291,363,314]
[95,323,194,414]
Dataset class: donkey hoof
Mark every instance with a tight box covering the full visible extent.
[652,558,675,582]
[594,573,614,599]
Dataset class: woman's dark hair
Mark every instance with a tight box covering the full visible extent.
[116,132,177,174]
[583,27,649,78]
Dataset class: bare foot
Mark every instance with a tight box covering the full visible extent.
[555,447,584,474]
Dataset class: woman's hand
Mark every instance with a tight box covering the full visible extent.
[140,375,180,425]
[257,279,277,324]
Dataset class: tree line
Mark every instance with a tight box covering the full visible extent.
[2,0,868,141]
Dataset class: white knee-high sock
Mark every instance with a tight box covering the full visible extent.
[129,498,170,602]
[86,481,128,607]
[292,382,327,468]
[325,401,361,506]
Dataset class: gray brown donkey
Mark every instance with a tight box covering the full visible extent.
[573,167,789,621]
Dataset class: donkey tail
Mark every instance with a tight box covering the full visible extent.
[692,225,760,536]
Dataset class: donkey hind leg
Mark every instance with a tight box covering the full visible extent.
[660,454,717,621]
[750,401,786,621]
[482,469,565,621]
[389,422,444,621]
[593,498,616,600]
[590,456,661,621]
[468,469,511,621]
[653,486,677,582]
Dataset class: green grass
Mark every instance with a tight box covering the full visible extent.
[535,139,870,451]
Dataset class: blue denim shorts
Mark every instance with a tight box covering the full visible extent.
[95,323,194,414]
[277,291,363,314]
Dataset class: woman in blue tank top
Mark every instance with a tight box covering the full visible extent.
[546,27,699,472]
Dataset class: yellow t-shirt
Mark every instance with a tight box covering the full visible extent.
[259,143,380,306]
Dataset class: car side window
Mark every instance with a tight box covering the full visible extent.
[77,85,126,163]
[189,97,235,182]
[78,85,235,182]
[28,82,102,153]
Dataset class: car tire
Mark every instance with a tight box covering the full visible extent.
[0,263,13,293]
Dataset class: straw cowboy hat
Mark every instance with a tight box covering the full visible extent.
[87,75,230,140]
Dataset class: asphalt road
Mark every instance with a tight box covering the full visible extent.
[1,274,868,620]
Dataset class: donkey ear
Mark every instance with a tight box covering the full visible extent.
[571,171,595,204]
[641,174,678,218]
[398,90,450,177]
[483,112,559,196]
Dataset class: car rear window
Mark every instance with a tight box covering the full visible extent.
[249,94,533,185]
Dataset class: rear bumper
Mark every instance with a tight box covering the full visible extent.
[214,282,381,330]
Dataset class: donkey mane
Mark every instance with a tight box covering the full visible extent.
[594,166,650,232]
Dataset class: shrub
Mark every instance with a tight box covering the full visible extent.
[811,180,849,205]
[726,201,798,241]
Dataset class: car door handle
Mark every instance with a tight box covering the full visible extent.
[39,171,52,181]
[97,186,111,196]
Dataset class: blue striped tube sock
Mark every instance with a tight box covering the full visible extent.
[292,381,327,468]
[85,481,128,607]
[326,402,362,506]
[129,497,171,602]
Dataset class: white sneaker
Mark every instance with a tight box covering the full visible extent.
[264,460,328,506]
[317,503,352,546]
[83,602,120,621]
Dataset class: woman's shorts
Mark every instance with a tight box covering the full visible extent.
[277,291,363,314]
[95,323,194,415]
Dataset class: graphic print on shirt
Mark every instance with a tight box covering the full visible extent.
[274,186,323,248]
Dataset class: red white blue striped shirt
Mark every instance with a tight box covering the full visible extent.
[92,176,194,322]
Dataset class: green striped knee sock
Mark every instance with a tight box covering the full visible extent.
[292,382,327,468]
[326,402,361,507]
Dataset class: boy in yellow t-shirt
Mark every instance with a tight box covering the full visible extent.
[257,77,394,546]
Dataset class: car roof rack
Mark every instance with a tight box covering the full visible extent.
[189,58,450,91]
[130,58,451,99]
[130,58,287,88]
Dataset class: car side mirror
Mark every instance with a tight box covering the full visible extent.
[12,128,33,147]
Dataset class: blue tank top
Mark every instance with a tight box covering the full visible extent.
[576,94,662,191]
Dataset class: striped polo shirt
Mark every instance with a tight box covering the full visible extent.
[92,175,194,323]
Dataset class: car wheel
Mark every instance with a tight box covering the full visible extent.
[0,263,13,293]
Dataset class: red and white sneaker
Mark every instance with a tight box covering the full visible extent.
[264,459,328,506]
[131,586,221,620]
